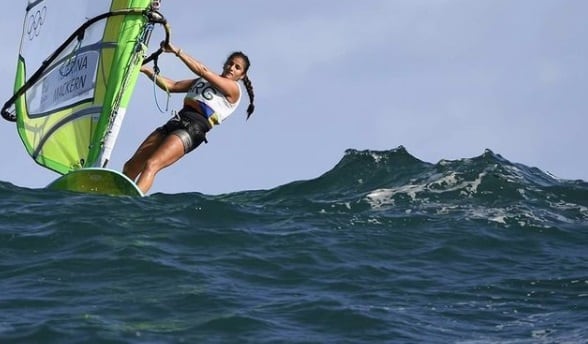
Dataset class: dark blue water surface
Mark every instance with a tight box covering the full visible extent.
[1,147,587,343]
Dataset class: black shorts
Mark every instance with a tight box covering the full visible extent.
[157,108,212,153]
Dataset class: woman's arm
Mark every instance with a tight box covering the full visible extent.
[165,43,240,103]
[140,65,194,93]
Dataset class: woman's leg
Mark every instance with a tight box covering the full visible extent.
[123,130,165,181]
[135,134,186,194]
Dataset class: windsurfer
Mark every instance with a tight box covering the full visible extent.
[123,42,255,194]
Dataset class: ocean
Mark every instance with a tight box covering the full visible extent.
[1,147,587,343]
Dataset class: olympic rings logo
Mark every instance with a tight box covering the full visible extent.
[27,6,47,40]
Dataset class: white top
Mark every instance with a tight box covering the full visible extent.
[184,77,241,125]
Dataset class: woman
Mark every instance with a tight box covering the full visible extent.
[123,42,255,194]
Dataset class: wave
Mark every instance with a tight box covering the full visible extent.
[2,147,588,229]
[230,146,588,229]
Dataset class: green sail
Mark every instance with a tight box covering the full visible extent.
[12,0,155,175]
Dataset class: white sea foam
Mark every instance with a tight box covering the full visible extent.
[365,171,487,209]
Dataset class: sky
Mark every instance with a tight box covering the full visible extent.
[0,0,586,195]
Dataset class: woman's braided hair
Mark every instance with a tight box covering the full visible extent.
[227,51,255,120]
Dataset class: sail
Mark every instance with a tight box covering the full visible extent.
[7,0,160,174]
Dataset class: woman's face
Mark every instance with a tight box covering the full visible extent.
[222,56,247,81]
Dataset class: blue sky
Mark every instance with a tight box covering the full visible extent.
[1,0,586,195]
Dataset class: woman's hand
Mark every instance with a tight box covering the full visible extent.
[140,65,152,74]
[160,41,180,55]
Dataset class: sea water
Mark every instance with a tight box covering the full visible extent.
[1,147,587,343]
